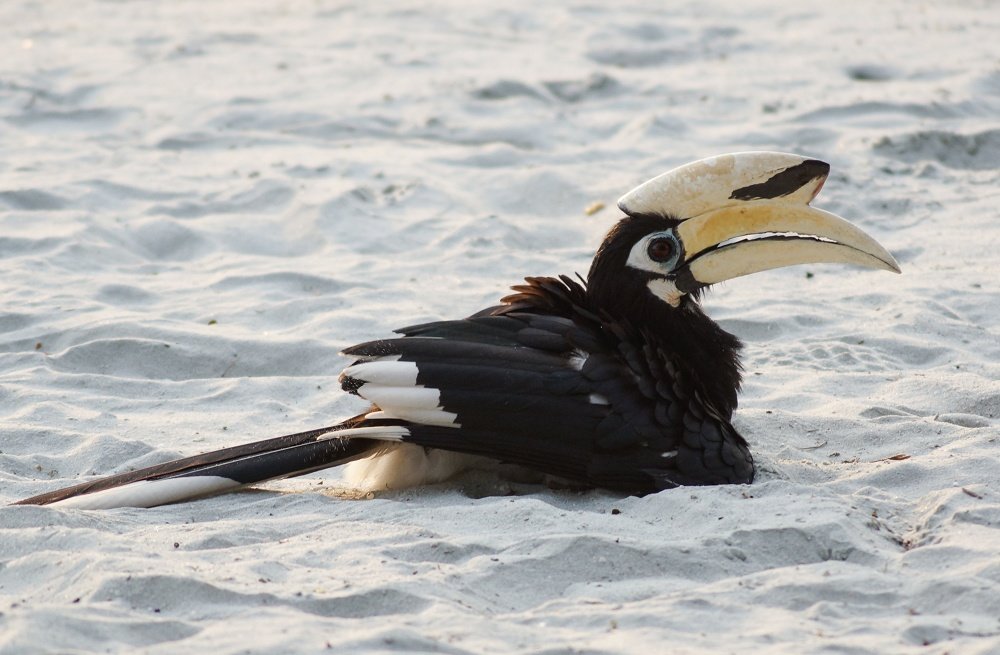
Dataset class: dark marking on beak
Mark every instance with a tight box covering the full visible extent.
[729,160,830,201]
[673,266,702,295]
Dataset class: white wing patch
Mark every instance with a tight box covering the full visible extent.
[340,360,418,386]
[358,385,441,408]
[342,357,461,428]
[366,408,459,426]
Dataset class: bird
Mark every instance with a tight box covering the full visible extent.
[14,151,900,510]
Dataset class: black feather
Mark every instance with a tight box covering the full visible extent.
[14,419,380,506]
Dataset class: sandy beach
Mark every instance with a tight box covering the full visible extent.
[2,1,999,652]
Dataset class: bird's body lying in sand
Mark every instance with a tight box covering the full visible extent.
[16,151,899,510]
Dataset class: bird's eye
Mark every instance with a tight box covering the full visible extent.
[647,237,675,263]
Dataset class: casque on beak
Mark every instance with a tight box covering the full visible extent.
[618,152,900,297]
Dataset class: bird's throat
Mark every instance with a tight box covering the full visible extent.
[587,280,744,418]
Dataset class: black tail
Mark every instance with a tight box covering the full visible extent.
[14,415,385,509]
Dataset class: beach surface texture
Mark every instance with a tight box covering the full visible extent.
[2,1,999,653]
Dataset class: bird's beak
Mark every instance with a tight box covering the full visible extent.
[618,151,900,293]
[674,200,900,290]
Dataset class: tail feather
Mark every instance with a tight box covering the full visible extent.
[13,415,398,509]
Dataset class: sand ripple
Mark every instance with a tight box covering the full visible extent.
[2,1,999,654]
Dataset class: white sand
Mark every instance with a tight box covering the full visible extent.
[3,1,999,652]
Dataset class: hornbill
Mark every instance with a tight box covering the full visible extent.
[15,152,899,510]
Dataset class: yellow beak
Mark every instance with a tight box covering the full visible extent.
[676,201,900,286]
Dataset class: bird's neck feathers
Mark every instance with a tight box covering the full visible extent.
[586,219,743,416]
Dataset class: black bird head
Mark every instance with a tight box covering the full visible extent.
[587,151,900,413]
